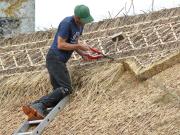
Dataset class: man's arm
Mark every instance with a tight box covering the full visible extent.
[76,49,86,56]
[76,49,91,61]
[58,36,89,51]
[57,36,78,50]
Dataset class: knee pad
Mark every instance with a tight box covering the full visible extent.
[58,87,72,96]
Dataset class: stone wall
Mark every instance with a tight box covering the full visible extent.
[0,17,20,37]
[0,0,35,37]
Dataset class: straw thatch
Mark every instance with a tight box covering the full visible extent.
[0,6,180,78]
[0,62,179,134]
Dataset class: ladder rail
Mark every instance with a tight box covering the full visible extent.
[14,121,30,134]
[13,96,69,135]
[31,96,69,135]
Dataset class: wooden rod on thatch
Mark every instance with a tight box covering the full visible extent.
[83,16,180,36]
[2,39,52,50]
[114,37,119,53]
[0,46,49,60]
[25,49,34,66]
[11,51,18,67]
[169,23,178,40]
[154,27,164,44]
[140,30,149,47]
[98,38,105,54]
[125,33,135,49]
[39,48,46,61]
[0,57,5,70]
[133,56,144,67]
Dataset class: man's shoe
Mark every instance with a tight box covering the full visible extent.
[22,102,47,120]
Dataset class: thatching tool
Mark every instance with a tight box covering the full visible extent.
[83,47,114,60]
[89,47,114,60]
[82,32,124,61]
[111,32,124,42]
[111,32,124,52]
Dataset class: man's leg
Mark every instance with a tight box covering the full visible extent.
[22,50,72,119]
[49,73,61,90]
[35,59,72,108]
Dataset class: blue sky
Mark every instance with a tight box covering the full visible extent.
[35,0,180,30]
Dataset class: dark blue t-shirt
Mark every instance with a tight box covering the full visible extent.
[50,16,83,63]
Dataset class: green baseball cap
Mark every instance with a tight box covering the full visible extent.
[74,5,94,24]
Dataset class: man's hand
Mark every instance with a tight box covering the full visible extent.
[76,47,103,61]
[76,43,90,51]
[76,49,90,58]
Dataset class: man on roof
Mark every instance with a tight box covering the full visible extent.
[22,5,94,120]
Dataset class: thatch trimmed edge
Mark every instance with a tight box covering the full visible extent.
[124,51,180,80]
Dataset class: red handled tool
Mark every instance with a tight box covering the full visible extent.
[89,47,114,60]
[83,52,102,60]
[83,47,114,60]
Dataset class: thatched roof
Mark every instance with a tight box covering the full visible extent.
[0,7,180,78]
[0,7,180,135]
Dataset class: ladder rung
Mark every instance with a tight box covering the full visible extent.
[28,119,43,124]
[17,131,32,135]
[47,107,53,111]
